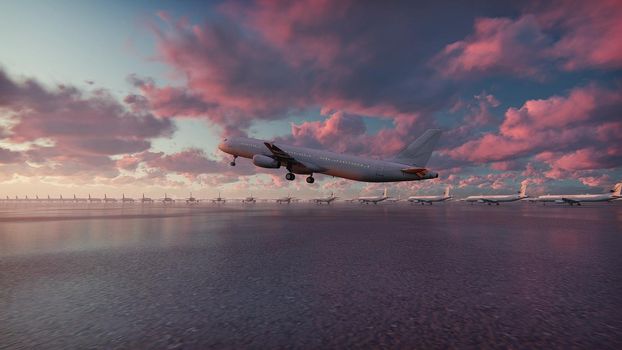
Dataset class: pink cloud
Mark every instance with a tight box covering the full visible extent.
[434,0,622,78]
[433,15,547,78]
[0,69,174,180]
[542,0,622,70]
[447,85,622,170]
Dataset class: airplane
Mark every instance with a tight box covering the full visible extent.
[211,192,226,204]
[408,186,452,205]
[73,194,88,202]
[464,182,528,205]
[161,193,175,204]
[185,193,199,205]
[241,194,256,203]
[141,194,154,203]
[218,129,441,184]
[312,192,338,204]
[276,195,294,204]
[358,188,390,204]
[88,194,102,203]
[121,194,135,203]
[103,194,118,203]
[532,182,621,206]
[47,195,63,202]
[385,194,402,203]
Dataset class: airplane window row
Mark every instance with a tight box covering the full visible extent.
[318,156,370,168]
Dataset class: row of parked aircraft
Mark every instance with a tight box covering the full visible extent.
[3,182,620,206]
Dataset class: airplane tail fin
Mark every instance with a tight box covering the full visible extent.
[444,186,451,198]
[519,181,528,198]
[611,182,622,197]
[392,129,442,166]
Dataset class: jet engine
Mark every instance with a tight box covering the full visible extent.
[252,154,280,168]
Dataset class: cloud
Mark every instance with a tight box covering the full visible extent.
[138,1,455,135]
[0,68,175,180]
[542,0,622,70]
[433,15,548,78]
[447,85,622,169]
[433,0,622,78]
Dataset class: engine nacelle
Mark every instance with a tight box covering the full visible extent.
[252,154,280,168]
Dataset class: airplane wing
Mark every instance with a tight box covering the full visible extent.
[264,142,296,162]
[561,198,581,204]
[478,198,498,204]
[264,142,323,172]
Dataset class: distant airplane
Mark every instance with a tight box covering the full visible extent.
[313,192,338,204]
[219,129,441,184]
[161,193,175,204]
[408,186,452,205]
[103,194,117,203]
[533,182,621,205]
[211,192,226,204]
[358,188,390,204]
[185,193,199,205]
[465,183,528,205]
[141,194,154,203]
[74,194,88,202]
[88,194,102,203]
[276,195,294,204]
[242,194,256,203]
[121,194,135,203]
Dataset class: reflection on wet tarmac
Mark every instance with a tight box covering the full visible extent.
[1,203,621,348]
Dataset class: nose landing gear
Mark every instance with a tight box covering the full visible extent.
[306,175,315,184]
[230,155,237,166]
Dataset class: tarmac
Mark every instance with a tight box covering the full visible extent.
[1,202,621,348]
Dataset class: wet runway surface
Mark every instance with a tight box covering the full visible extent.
[1,202,622,349]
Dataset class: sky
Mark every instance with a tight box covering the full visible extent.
[0,0,620,199]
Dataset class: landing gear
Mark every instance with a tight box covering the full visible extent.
[306,175,315,184]
[285,173,295,181]
[230,155,237,166]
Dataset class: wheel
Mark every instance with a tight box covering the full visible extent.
[230,161,236,166]
[306,176,314,184]
[285,173,295,181]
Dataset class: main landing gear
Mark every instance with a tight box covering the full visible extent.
[230,155,237,166]
[284,172,315,184]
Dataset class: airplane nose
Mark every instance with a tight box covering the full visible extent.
[218,138,228,152]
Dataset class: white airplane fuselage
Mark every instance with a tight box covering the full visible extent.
[219,137,438,182]
[465,194,524,203]
[408,195,451,203]
[536,194,618,203]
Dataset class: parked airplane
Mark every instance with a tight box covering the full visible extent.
[103,194,117,203]
[242,194,256,203]
[121,194,135,203]
[212,192,226,204]
[74,194,88,202]
[276,195,294,204]
[141,194,154,203]
[185,193,199,205]
[88,194,102,203]
[358,188,390,204]
[161,194,175,204]
[465,182,528,205]
[408,186,452,205]
[313,192,338,204]
[219,129,441,184]
[533,182,621,205]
